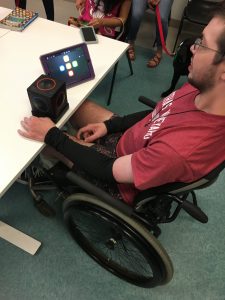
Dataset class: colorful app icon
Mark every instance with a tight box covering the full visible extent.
[66,63,72,70]
[72,60,78,67]
[68,70,74,77]
[63,55,69,62]
[59,65,65,72]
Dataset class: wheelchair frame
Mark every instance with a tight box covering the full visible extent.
[24,96,225,288]
[26,159,224,288]
[61,169,211,288]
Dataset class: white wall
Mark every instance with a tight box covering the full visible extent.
[171,0,187,20]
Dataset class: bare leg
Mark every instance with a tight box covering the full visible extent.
[69,99,114,129]
[41,100,113,169]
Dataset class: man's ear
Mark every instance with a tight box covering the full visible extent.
[220,62,225,81]
[221,71,225,81]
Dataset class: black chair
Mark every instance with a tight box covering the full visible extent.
[173,0,221,52]
[161,37,195,97]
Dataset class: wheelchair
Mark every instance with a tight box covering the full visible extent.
[26,97,225,288]
[29,157,222,289]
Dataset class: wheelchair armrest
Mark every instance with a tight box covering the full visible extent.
[66,171,133,216]
[138,96,157,108]
[178,197,208,223]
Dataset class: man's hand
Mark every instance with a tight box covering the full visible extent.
[76,122,107,142]
[18,116,55,142]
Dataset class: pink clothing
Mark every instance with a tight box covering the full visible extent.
[79,0,121,37]
[116,83,225,205]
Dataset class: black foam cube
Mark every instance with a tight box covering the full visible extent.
[27,74,69,123]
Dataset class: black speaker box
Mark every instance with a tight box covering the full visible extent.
[27,74,69,123]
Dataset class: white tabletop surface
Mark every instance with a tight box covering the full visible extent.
[0,8,128,197]
[0,7,11,37]
[0,6,11,20]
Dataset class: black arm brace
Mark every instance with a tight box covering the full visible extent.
[104,110,151,134]
[44,127,116,183]
[44,110,151,183]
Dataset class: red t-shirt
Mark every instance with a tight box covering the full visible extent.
[116,83,225,205]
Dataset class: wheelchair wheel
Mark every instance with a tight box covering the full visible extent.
[63,193,173,288]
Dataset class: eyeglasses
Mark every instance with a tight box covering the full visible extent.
[193,38,222,55]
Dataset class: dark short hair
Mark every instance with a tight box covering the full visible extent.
[95,0,122,14]
[212,1,225,63]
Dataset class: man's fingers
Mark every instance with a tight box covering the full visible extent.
[84,135,95,143]
[18,129,33,139]
[18,128,42,142]
[20,120,30,131]
[77,125,92,139]
[17,129,26,137]
[76,128,84,139]
[83,132,91,138]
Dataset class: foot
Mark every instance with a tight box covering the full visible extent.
[147,53,162,68]
[128,44,135,61]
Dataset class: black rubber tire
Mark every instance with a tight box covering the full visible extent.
[63,193,173,288]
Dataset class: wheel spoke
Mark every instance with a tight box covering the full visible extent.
[64,199,171,287]
[72,209,153,277]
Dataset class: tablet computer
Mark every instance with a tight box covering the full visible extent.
[40,43,95,87]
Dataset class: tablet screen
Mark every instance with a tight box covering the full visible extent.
[40,43,95,87]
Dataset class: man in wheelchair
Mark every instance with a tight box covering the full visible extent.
[18,1,225,288]
[19,3,225,205]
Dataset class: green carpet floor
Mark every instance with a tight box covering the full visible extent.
[0,46,225,300]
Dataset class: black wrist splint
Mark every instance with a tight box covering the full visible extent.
[104,110,151,134]
[44,127,116,183]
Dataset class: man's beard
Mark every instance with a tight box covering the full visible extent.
[188,67,216,93]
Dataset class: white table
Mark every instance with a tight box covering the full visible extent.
[0,7,10,37]
[0,7,128,254]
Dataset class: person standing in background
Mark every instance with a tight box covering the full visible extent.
[127,0,173,68]
[68,0,131,39]
[15,0,54,21]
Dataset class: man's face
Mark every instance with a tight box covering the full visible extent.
[188,17,225,92]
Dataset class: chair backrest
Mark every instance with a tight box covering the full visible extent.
[173,37,195,75]
[134,160,225,205]
[185,0,222,25]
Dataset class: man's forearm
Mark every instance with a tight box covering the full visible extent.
[104,110,151,134]
[45,127,117,183]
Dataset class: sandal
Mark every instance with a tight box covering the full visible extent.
[128,44,136,61]
[147,53,162,68]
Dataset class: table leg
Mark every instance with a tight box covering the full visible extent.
[0,220,41,255]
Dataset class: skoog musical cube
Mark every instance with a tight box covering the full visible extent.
[27,74,69,122]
